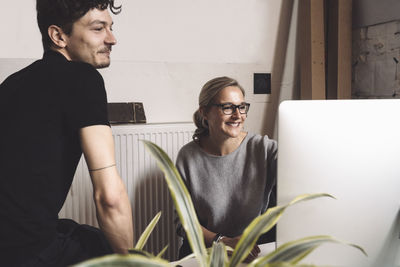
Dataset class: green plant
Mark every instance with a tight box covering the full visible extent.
[73,140,366,267]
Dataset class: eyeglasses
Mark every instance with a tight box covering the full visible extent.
[210,103,250,115]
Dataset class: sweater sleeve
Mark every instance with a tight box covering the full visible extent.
[174,147,189,239]
[262,137,278,213]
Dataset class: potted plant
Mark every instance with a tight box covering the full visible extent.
[73,141,365,267]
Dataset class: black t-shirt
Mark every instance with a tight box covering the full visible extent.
[0,50,110,264]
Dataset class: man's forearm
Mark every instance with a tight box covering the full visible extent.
[95,190,134,254]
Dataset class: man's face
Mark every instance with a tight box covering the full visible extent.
[64,8,116,68]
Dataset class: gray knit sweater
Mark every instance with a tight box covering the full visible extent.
[175,132,277,238]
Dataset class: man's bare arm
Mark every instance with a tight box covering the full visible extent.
[80,125,134,254]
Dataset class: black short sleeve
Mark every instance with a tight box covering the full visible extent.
[63,63,110,131]
[0,51,111,264]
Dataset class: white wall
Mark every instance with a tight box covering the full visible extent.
[0,0,297,136]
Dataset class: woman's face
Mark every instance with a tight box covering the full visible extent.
[203,86,247,140]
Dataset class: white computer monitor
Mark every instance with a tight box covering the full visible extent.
[277,99,400,267]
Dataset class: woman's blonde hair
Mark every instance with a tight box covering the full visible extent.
[192,76,245,140]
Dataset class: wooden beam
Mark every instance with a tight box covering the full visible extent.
[327,0,352,99]
[300,0,326,100]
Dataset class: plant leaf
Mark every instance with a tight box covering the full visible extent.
[135,211,162,250]
[288,193,336,205]
[252,235,367,266]
[156,245,169,258]
[71,254,169,267]
[209,242,228,267]
[128,248,155,258]
[142,140,208,267]
[229,193,334,267]
[282,246,316,264]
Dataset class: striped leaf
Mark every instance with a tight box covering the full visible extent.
[135,211,162,250]
[127,248,154,258]
[142,140,208,267]
[250,235,367,266]
[156,245,169,258]
[209,242,228,267]
[229,193,334,267]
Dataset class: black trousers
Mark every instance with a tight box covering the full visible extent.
[21,219,113,267]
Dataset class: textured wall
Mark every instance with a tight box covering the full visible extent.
[352,20,400,98]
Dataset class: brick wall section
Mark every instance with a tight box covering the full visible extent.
[352,21,400,98]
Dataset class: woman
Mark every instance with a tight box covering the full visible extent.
[175,76,277,261]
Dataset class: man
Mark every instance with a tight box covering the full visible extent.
[0,0,134,266]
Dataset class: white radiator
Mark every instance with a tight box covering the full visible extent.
[59,122,195,261]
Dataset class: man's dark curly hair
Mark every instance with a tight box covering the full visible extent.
[37,0,121,51]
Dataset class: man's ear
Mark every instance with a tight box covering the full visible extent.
[48,25,68,48]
